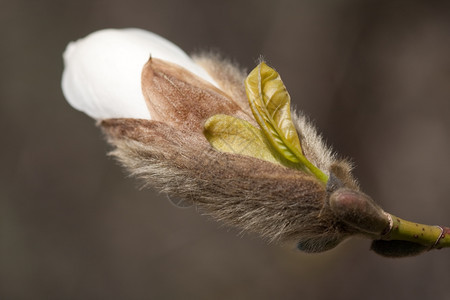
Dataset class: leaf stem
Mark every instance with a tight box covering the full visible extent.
[381,214,450,249]
[296,156,328,184]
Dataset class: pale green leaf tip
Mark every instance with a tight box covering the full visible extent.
[245,62,329,184]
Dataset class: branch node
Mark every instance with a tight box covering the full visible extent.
[431,226,444,249]
[381,212,393,237]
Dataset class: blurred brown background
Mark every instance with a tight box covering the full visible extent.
[1,0,450,299]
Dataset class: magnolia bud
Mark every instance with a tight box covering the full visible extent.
[63,28,364,250]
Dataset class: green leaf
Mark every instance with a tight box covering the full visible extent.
[204,114,282,165]
[245,62,328,183]
[245,62,302,163]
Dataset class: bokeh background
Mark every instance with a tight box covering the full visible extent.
[2,0,450,299]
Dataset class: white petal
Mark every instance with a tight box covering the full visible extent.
[62,28,217,120]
